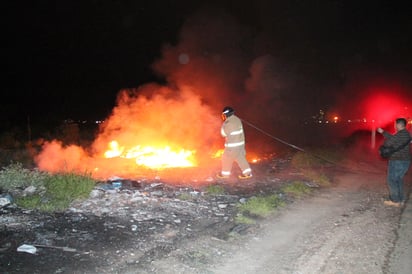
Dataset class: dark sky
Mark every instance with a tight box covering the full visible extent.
[3,0,412,126]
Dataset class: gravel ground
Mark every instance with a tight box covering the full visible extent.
[1,155,411,274]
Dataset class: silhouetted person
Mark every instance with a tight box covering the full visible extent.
[377,118,411,207]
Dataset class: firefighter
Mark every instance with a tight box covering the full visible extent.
[217,106,253,179]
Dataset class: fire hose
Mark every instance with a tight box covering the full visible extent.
[240,117,383,174]
[239,117,336,165]
[240,118,305,152]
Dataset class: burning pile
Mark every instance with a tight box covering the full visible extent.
[35,86,221,180]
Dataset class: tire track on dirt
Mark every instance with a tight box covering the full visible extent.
[210,172,401,274]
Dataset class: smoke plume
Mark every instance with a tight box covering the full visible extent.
[35,7,298,180]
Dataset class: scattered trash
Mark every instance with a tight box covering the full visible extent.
[305,181,319,188]
[0,193,13,207]
[190,191,200,196]
[1,154,316,273]
[23,186,37,195]
[34,244,77,252]
[239,198,247,204]
[150,182,163,188]
[17,244,37,254]
[96,184,120,191]
[106,176,123,190]
[111,181,122,189]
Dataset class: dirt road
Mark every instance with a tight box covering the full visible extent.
[147,164,412,274]
[207,171,412,274]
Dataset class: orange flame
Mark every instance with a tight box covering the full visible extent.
[212,149,224,159]
[35,84,221,180]
[104,140,196,169]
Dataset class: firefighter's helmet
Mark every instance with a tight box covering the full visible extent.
[222,106,235,120]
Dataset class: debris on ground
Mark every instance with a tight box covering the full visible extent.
[0,156,321,273]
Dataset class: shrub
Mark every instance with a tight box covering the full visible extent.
[44,172,95,200]
[0,162,47,191]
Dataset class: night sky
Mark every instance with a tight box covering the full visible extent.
[4,0,412,127]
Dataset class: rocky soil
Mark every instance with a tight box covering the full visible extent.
[1,153,411,274]
[0,155,297,273]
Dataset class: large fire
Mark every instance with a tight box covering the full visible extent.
[104,140,196,169]
[33,13,271,182]
[35,86,222,180]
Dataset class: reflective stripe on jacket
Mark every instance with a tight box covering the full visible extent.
[221,115,245,148]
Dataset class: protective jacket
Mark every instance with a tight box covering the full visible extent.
[221,115,245,148]
[219,114,251,177]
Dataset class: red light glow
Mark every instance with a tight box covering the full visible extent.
[362,91,411,127]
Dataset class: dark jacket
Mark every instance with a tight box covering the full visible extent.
[382,128,411,160]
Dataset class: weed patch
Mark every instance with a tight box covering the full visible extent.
[281,180,312,197]
[0,162,48,191]
[7,168,97,212]
[205,184,225,195]
[235,214,256,224]
[291,147,343,169]
[236,194,285,224]
[302,169,331,187]
[177,192,193,201]
[44,172,95,201]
